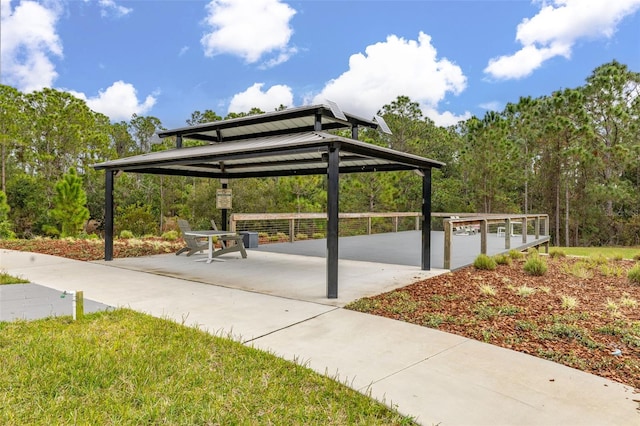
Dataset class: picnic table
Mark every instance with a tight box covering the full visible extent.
[184,230,248,263]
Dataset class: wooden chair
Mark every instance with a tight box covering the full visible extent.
[176,219,208,256]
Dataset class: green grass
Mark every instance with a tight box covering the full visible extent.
[554,246,640,260]
[0,309,415,425]
[0,271,29,285]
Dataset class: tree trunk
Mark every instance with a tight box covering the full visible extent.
[565,185,570,247]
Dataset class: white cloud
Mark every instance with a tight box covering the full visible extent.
[69,81,157,121]
[485,0,640,80]
[178,46,190,57]
[311,32,469,127]
[479,101,502,111]
[201,0,297,67]
[97,0,132,18]
[228,82,293,114]
[0,0,63,92]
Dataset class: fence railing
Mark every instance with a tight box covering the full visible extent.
[438,213,550,269]
[229,212,550,269]
[230,212,421,243]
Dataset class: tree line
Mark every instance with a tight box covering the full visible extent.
[0,60,638,246]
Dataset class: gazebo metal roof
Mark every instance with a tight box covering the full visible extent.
[93,103,444,299]
[92,131,444,178]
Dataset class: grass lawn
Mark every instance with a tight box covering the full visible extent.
[0,271,29,285]
[555,246,640,260]
[0,309,414,425]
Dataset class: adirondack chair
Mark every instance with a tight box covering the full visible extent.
[176,219,208,256]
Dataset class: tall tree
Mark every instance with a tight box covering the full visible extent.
[50,168,90,237]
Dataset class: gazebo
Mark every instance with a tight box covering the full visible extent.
[93,103,444,298]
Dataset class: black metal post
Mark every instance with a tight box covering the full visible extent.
[176,134,182,148]
[327,144,340,298]
[221,181,228,231]
[104,170,115,261]
[421,168,432,270]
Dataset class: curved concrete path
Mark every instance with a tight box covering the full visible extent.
[1,249,638,425]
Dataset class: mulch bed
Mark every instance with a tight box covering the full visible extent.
[347,255,640,390]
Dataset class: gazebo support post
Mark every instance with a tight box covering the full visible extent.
[421,168,432,270]
[327,144,340,298]
[104,170,115,261]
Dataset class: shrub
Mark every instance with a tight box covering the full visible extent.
[549,248,566,258]
[560,295,578,310]
[523,255,547,276]
[527,247,539,256]
[119,230,134,239]
[295,233,308,240]
[161,230,179,241]
[634,253,640,261]
[313,233,325,239]
[493,254,512,265]
[474,254,497,270]
[628,263,640,285]
[116,204,157,237]
[508,250,524,260]
[479,284,497,296]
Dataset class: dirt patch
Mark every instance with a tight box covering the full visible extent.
[347,254,640,390]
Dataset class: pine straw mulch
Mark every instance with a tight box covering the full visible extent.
[0,237,186,261]
[346,254,640,390]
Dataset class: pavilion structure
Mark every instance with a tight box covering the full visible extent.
[93,103,444,298]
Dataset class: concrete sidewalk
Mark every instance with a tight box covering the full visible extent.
[1,249,638,425]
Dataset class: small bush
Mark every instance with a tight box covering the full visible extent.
[312,233,325,239]
[161,230,179,241]
[479,284,497,296]
[268,235,279,242]
[633,253,640,261]
[295,233,308,240]
[515,285,536,297]
[508,250,524,260]
[493,254,512,265]
[628,263,640,285]
[474,254,497,270]
[527,247,539,256]
[560,295,578,310]
[549,248,566,258]
[523,255,547,276]
[119,230,134,239]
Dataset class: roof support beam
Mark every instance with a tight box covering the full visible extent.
[104,170,115,261]
[421,168,432,270]
[327,143,340,298]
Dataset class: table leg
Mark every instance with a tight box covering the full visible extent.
[206,235,214,263]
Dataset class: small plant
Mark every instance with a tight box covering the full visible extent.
[612,253,624,261]
[527,247,539,256]
[479,284,497,296]
[493,254,512,265]
[161,230,179,241]
[268,235,280,242]
[587,253,609,266]
[312,233,325,239]
[560,295,578,310]
[515,285,536,297]
[508,249,524,260]
[258,232,269,238]
[605,299,619,312]
[619,294,638,308]
[119,230,135,239]
[295,233,309,240]
[549,248,566,258]
[599,264,624,278]
[628,263,640,285]
[473,254,497,270]
[523,254,547,276]
[633,253,640,261]
[562,261,593,279]
[538,286,551,294]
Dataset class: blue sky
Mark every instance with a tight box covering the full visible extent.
[2,0,639,129]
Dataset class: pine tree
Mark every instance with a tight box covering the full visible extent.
[50,168,90,237]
